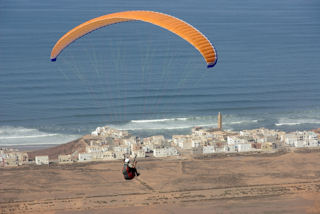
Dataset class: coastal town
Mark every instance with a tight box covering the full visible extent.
[1,113,320,167]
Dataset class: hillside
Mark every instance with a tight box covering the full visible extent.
[27,135,90,160]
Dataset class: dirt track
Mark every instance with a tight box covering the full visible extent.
[1,150,320,213]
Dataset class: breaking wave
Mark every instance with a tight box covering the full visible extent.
[3,110,320,147]
[230,120,258,125]
[275,118,320,126]
[131,118,188,123]
[0,126,80,146]
[110,115,260,132]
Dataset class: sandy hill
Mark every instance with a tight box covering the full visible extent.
[27,135,90,160]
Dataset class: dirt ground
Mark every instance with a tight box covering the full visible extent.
[1,150,320,214]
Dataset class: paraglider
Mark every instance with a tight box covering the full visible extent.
[50,11,218,181]
[122,155,140,180]
[50,10,217,68]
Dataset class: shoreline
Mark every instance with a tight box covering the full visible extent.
[1,126,319,164]
[1,125,319,152]
[3,144,60,152]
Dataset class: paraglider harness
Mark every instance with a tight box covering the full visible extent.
[123,163,135,180]
[122,155,138,180]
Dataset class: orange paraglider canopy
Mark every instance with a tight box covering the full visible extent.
[50,10,217,68]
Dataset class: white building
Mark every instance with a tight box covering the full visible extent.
[192,138,202,148]
[91,152,104,160]
[237,143,252,152]
[114,151,125,159]
[226,144,237,152]
[203,145,215,154]
[132,150,146,158]
[307,132,319,147]
[172,135,193,149]
[0,149,29,166]
[113,146,130,154]
[227,136,248,145]
[192,127,209,137]
[78,153,92,162]
[284,131,319,148]
[153,147,178,157]
[86,145,108,153]
[142,145,152,153]
[178,140,192,150]
[172,135,191,146]
[89,139,105,146]
[102,151,116,160]
[215,144,228,153]
[91,126,129,138]
[58,155,72,163]
[143,135,166,146]
[294,140,305,148]
[123,137,138,147]
[35,156,49,165]
[285,133,297,146]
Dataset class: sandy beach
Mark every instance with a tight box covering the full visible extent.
[1,148,320,214]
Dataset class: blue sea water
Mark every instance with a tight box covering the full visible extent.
[1,0,320,146]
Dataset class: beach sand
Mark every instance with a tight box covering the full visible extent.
[1,149,320,213]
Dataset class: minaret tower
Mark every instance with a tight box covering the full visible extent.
[217,112,222,130]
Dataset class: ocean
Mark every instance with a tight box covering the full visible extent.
[1,0,320,146]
